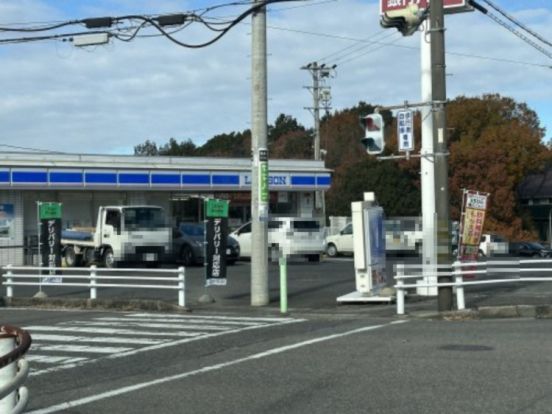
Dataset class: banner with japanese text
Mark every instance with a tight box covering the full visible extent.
[205,199,229,287]
[458,190,489,261]
[39,202,63,283]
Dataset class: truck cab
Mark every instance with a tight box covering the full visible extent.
[62,205,171,268]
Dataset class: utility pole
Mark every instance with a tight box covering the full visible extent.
[302,62,334,223]
[301,62,335,161]
[250,0,269,306]
[418,20,437,297]
[430,0,453,311]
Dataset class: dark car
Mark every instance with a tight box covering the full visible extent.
[509,241,551,258]
[173,223,240,266]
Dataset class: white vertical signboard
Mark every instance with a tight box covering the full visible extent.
[397,109,414,152]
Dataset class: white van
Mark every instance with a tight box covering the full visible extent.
[231,217,325,262]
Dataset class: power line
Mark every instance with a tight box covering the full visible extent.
[0,0,308,49]
[480,0,552,48]
[262,23,552,69]
[469,0,552,60]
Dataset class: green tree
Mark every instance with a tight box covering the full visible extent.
[197,130,251,157]
[134,140,159,156]
[326,158,421,217]
[158,138,197,156]
[447,94,549,239]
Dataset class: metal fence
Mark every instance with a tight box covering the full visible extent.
[2,265,186,307]
[0,325,31,414]
[394,259,552,315]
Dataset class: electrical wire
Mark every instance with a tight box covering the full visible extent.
[261,22,552,69]
[0,144,67,154]
[480,0,552,48]
[0,0,306,49]
[325,31,401,66]
[469,0,552,60]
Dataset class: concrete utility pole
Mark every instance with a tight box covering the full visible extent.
[418,21,438,297]
[302,62,334,222]
[301,62,334,161]
[250,0,269,306]
[429,0,453,311]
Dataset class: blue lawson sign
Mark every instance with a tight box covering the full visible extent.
[0,168,330,189]
[241,174,289,187]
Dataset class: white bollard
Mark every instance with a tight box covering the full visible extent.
[90,265,97,300]
[178,267,185,307]
[396,263,405,315]
[454,261,465,310]
[0,333,16,411]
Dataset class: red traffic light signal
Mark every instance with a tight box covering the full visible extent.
[360,114,384,155]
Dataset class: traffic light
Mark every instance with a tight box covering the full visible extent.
[380,4,428,36]
[360,114,384,155]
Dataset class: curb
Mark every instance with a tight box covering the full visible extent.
[2,297,191,313]
[407,304,552,320]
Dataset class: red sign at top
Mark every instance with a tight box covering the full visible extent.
[381,0,470,14]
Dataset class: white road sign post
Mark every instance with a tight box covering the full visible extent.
[397,109,414,152]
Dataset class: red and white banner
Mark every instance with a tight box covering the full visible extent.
[381,0,471,14]
[458,190,489,262]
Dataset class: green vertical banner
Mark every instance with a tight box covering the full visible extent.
[258,148,269,220]
[205,199,229,287]
[38,202,63,283]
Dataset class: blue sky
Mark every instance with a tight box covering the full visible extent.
[0,0,551,154]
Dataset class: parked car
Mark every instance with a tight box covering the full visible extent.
[230,217,325,262]
[173,223,240,266]
[509,241,551,258]
[326,218,422,257]
[479,233,509,257]
[325,222,353,257]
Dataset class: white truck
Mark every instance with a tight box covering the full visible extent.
[61,205,171,268]
[478,233,509,257]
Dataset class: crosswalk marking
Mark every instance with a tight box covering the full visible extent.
[26,356,88,364]
[94,316,267,326]
[25,312,305,377]
[129,313,298,322]
[31,334,164,345]
[59,321,232,331]
[32,344,133,354]
[25,326,203,337]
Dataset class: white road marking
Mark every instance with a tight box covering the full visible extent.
[29,317,305,377]
[31,344,133,354]
[25,326,203,337]
[26,356,88,364]
[59,321,232,331]
[27,320,407,414]
[94,316,267,326]
[31,334,164,345]
[130,313,298,322]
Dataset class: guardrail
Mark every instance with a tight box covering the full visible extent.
[395,259,552,315]
[2,265,186,307]
[0,325,31,414]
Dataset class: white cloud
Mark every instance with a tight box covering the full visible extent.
[0,0,551,154]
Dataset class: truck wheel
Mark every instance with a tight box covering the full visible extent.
[326,243,338,257]
[64,246,79,267]
[103,247,116,268]
[180,245,195,267]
